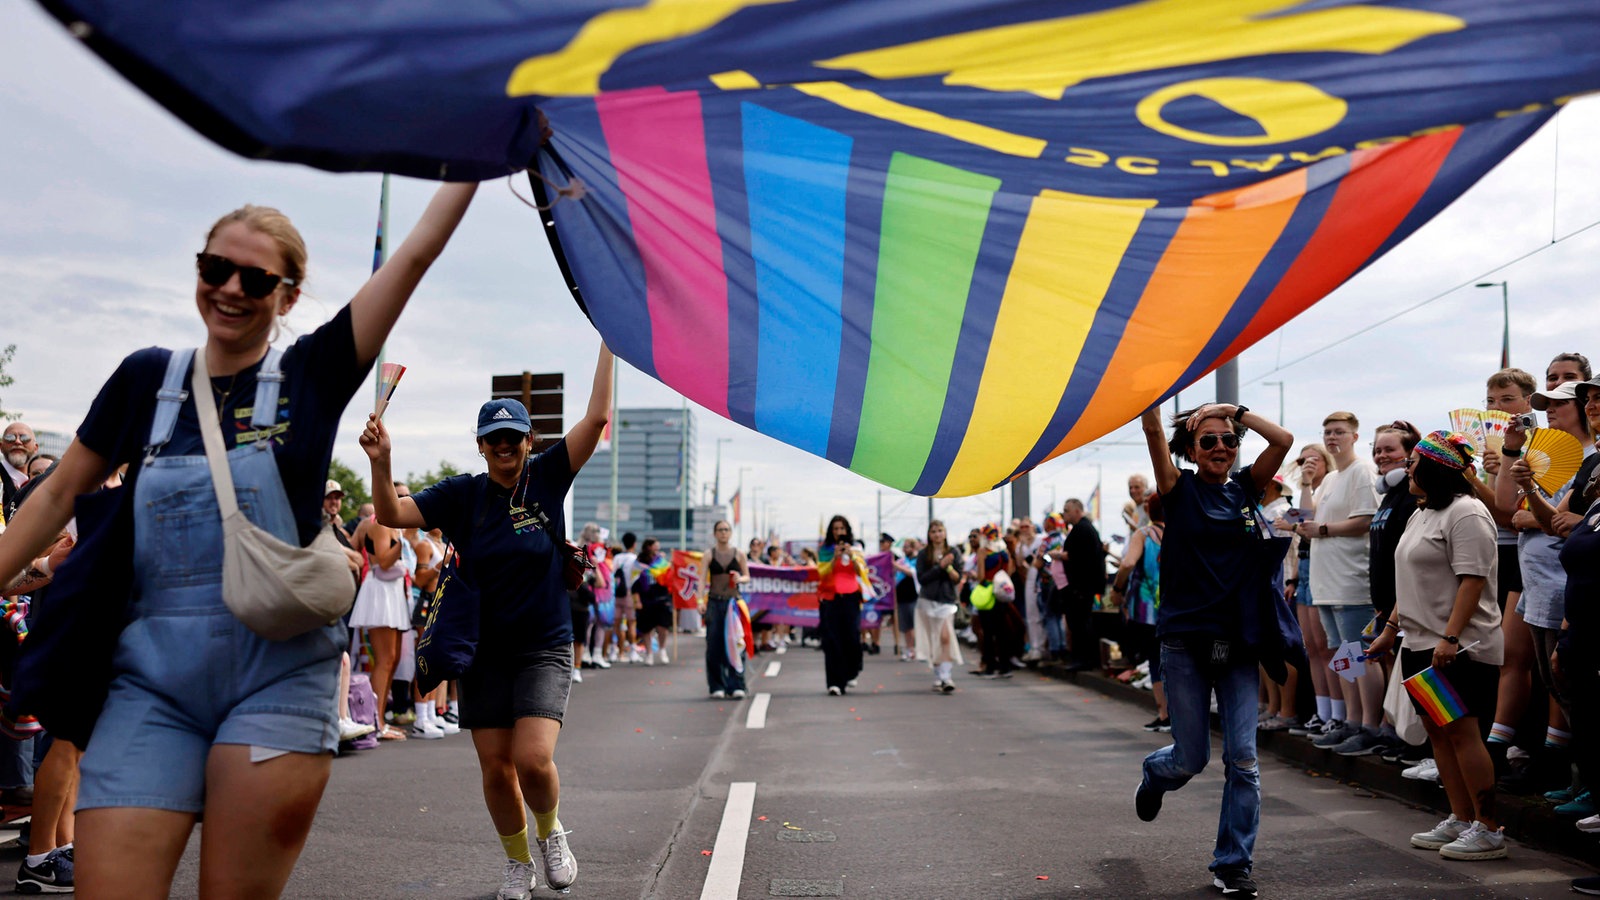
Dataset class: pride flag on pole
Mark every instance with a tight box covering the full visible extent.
[1403,665,1469,726]
[730,489,741,525]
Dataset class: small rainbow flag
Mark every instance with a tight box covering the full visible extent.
[1403,665,1469,727]
[375,362,406,418]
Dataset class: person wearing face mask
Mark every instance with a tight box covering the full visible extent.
[362,344,612,900]
[1133,402,1292,899]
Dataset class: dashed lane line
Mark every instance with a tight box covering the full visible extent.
[746,693,771,729]
[764,661,781,678]
[699,781,757,900]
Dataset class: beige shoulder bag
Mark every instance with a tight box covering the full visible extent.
[192,348,355,640]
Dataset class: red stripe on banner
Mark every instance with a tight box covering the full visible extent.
[596,88,730,416]
[1216,130,1461,362]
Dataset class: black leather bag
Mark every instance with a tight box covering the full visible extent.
[7,474,139,750]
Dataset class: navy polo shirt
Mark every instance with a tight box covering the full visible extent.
[413,439,575,662]
[1156,467,1262,641]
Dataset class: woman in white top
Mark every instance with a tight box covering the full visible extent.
[349,515,411,740]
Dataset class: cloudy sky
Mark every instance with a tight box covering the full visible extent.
[3,4,1598,546]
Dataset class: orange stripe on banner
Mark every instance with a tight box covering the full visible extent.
[1215,129,1461,362]
[1049,169,1307,456]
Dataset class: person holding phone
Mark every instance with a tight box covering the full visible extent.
[817,516,869,696]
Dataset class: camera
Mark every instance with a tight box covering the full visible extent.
[1513,412,1538,430]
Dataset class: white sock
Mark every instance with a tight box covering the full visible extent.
[936,662,952,680]
[1330,699,1346,722]
[449,700,459,716]
[414,701,432,727]
[1315,695,1332,720]
[24,852,49,867]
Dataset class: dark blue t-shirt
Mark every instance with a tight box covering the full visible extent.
[412,440,576,661]
[76,307,369,548]
[1156,467,1263,640]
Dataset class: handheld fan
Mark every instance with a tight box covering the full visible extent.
[1481,410,1511,454]
[1523,428,1585,495]
[1448,408,1487,454]
[375,362,407,418]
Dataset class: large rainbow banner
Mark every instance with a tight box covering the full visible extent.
[38,1,1600,494]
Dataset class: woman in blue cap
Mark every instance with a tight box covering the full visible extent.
[361,343,612,900]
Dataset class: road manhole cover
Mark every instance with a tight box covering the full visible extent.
[776,830,837,842]
[769,878,843,897]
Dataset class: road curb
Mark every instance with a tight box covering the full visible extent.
[1033,660,1598,862]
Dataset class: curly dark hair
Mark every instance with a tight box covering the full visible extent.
[822,515,855,551]
[1167,407,1246,463]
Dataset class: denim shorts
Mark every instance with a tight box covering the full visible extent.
[1317,604,1375,651]
[1295,557,1315,607]
[459,646,572,729]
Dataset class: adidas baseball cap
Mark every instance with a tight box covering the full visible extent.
[476,398,532,437]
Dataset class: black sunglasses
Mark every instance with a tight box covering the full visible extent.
[196,252,297,299]
[1197,432,1240,451]
[480,428,526,446]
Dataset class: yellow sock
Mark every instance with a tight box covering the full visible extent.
[498,826,533,864]
[533,803,560,840]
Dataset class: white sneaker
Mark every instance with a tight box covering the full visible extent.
[730,689,746,699]
[439,715,460,736]
[846,678,859,688]
[1438,820,1507,860]
[656,648,670,665]
[497,858,536,899]
[775,642,787,654]
[338,717,375,741]
[572,668,584,683]
[410,718,445,740]
[710,690,727,699]
[643,649,654,666]
[607,646,619,662]
[628,648,643,664]
[1410,814,1469,849]
[1401,758,1439,782]
[1576,813,1600,833]
[536,828,578,890]
[593,656,611,669]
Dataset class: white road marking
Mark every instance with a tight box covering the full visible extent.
[764,661,781,678]
[746,693,771,730]
[699,781,757,900]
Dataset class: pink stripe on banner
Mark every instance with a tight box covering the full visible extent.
[595,88,729,416]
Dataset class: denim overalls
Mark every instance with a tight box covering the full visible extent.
[77,348,344,814]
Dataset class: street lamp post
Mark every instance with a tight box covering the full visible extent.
[1263,380,1285,426]
[1475,281,1510,368]
[712,437,731,505]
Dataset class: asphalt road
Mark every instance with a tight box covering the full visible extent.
[11,635,1593,898]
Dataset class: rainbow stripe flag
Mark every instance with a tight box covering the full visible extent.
[1403,666,1469,727]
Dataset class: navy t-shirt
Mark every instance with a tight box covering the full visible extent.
[412,439,576,662]
[76,307,369,548]
[1156,467,1263,640]
[1368,476,1418,616]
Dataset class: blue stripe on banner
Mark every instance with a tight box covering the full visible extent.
[1168,156,1349,392]
[1002,210,1185,484]
[826,148,890,466]
[910,190,1030,496]
[743,103,853,459]
[541,98,655,378]
[707,97,758,429]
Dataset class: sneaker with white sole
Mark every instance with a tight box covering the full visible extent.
[338,717,375,741]
[1438,820,1507,860]
[730,689,746,699]
[657,649,670,665]
[496,858,536,899]
[1410,814,1469,849]
[410,718,445,740]
[1287,714,1325,736]
[1312,720,1356,748]
[1332,729,1386,757]
[536,828,578,890]
[1402,758,1439,782]
[16,847,74,894]
[709,690,726,699]
[1212,867,1258,897]
[1576,814,1600,834]
[572,668,584,683]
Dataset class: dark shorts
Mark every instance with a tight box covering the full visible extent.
[459,646,572,730]
[637,602,674,633]
[1497,543,1522,608]
[896,601,917,630]
[570,605,591,641]
[1400,647,1498,725]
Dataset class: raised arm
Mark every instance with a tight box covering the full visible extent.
[0,440,111,588]
[1238,409,1294,494]
[1141,407,1181,496]
[359,414,427,528]
[566,344,615,473]
[348,181,479,367]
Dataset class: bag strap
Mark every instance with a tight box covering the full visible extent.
[250,348,285,431]
[189,348,244,521]
[144,348,195,463]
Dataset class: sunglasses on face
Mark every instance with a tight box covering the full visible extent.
[1,434,34,444]
[1197,432,1240,451]
[196,252,297,300]
[481,429,526,446]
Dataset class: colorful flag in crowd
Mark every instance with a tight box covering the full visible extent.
[729,489,741,525]
[1088,485,1101,524]
[663,549,703,610]
[374,362,406,419]
[1404,665,1468,727]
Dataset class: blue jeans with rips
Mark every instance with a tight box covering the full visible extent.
[1140,638,1261,874]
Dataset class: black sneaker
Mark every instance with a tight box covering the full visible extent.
[1143,716,1171,732]
[1572,874,1600,896]
[16,847,73,894]
[1135,778,1163,822]
[1212,868,1258,897]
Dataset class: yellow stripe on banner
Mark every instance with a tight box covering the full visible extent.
[790,81,1047,158]
[937,190,1151,496]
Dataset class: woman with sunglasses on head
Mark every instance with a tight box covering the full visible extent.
[1366,432,1504,860]
[0,182,477,898]
[1133,402,1292,898]
[360,343,611,900]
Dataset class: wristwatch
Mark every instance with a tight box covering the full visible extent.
[1444,635,1460,645]
[1318,524,1329,537]
[1233,405,1249,421]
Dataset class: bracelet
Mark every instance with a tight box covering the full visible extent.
[1382,619,1400,632]
[1502,447,1521,458]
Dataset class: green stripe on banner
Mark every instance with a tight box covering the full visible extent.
[850,153,999,489]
